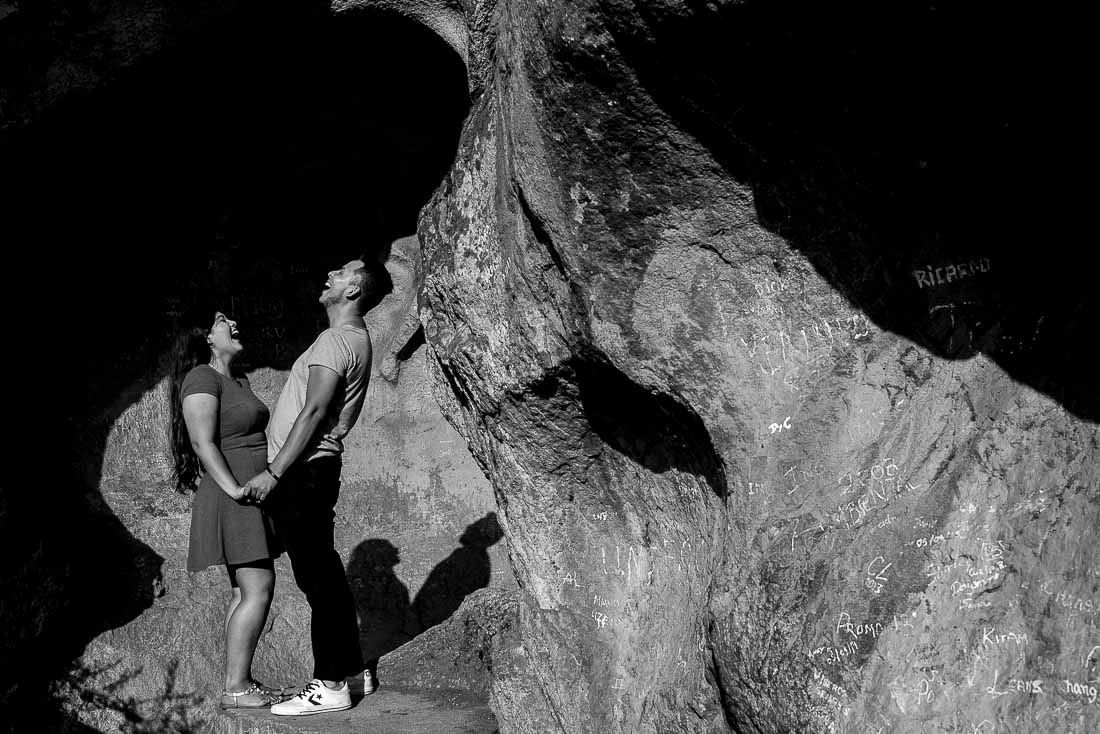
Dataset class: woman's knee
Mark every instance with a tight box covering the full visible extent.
[230,561,276,603]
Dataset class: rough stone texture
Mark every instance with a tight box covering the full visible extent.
[2,5,491,732]
[212,688,497,734]
[363,1,1096,733]
[66,235,511,723]
[0,0,241,130]
[208,588,519,734]
[1,234,511,733]
[378,587,518,697]
[4,2,1096,734]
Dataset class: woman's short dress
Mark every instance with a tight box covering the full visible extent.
[182,365,283,571]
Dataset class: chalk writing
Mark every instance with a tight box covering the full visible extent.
[864,556,892,595]
[892,614,916,633]
[1062,679,1099,704]
[995,676,1044,695]
[809,666,850,715]
[592,610,609,629]
[582,541,655,583]
[737,312,873,390]
[976,671,1100,706]
[1086,645,1100,671]
[874,514,897,530]
[951,571,1001,597]
[768,416,792,434]
[560,571,584,592]
[809,642,860,665]
[981,626,1030,647]
[1038,579,1097,614]
[1010,492,1051,516]
[959,598,994,611]
[742,480,764,495]
[838,457,901,497]
[835,612,884,640]
[924,543,1007,610]
[752,277,787,298]
[592,594,618,609]
[912,258,992,289]
[810,666,847,699]
[915,670,939,704]
[905,532,950,549]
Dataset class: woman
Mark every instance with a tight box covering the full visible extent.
[168,311,284,709]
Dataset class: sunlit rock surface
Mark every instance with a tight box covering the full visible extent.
[400,0,1100,732]
[46,235,513,732]
[4,1,1096,732]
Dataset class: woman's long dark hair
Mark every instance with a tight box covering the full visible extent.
[168,326,210,491]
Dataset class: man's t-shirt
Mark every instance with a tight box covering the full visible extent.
[267,325,371,463]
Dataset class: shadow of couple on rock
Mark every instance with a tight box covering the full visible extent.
[345,512,505,668]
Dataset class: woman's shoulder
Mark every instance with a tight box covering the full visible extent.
[184,363,216,378]
[181,364,223,397]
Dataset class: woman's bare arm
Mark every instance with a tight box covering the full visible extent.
[182,393,246,501]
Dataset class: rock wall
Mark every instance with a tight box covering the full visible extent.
[29,236,512,733]
[399,1,1100,732]
[4,1,1096,733]
[2,5,501,732]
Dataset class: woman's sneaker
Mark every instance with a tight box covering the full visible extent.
[270,679,351,716]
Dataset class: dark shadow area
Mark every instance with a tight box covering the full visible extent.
[0,3,468,731]
[596,0,1096,419]
[347,514,504,672]
[52,659,204,734]
[575,357,729,498]
[412,512,503,632]
[347,539,416,667]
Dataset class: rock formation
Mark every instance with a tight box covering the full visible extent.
[1,7,506,729]
[391,0,1098,732]
[4,1,1097,733]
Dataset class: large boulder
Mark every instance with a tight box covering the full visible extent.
[4,1,1095,732]
[395,0,1099,732]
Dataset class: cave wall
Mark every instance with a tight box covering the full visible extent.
[54,236,512,732]
[1,4,511,731]
[401,0,1100,732]
[3,1,1096,732]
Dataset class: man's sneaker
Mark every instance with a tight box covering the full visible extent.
[270,679,351,716]
[346,668,377,696]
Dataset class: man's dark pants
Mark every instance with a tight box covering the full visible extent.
[270,457,363,682]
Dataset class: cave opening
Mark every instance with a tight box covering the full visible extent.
[0,4,469,726]
[7,3,469,386]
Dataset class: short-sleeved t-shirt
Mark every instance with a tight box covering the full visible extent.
[267,325,371,463]
[180,365,269,454]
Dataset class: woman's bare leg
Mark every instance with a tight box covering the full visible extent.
[224,561,274,691]
[225,586,242,638]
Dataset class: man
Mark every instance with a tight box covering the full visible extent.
[243,257,391,716]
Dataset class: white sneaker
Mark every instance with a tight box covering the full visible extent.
[270,679,351,716]
[346,668,377,696]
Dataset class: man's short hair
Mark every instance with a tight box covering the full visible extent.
[352,257,393,312]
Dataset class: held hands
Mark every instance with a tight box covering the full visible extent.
[225,485,248,502]
[243,469,279,503]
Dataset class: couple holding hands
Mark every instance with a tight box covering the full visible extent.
[168,257,390,715]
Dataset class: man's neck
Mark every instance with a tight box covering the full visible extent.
[325,302,365,330]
